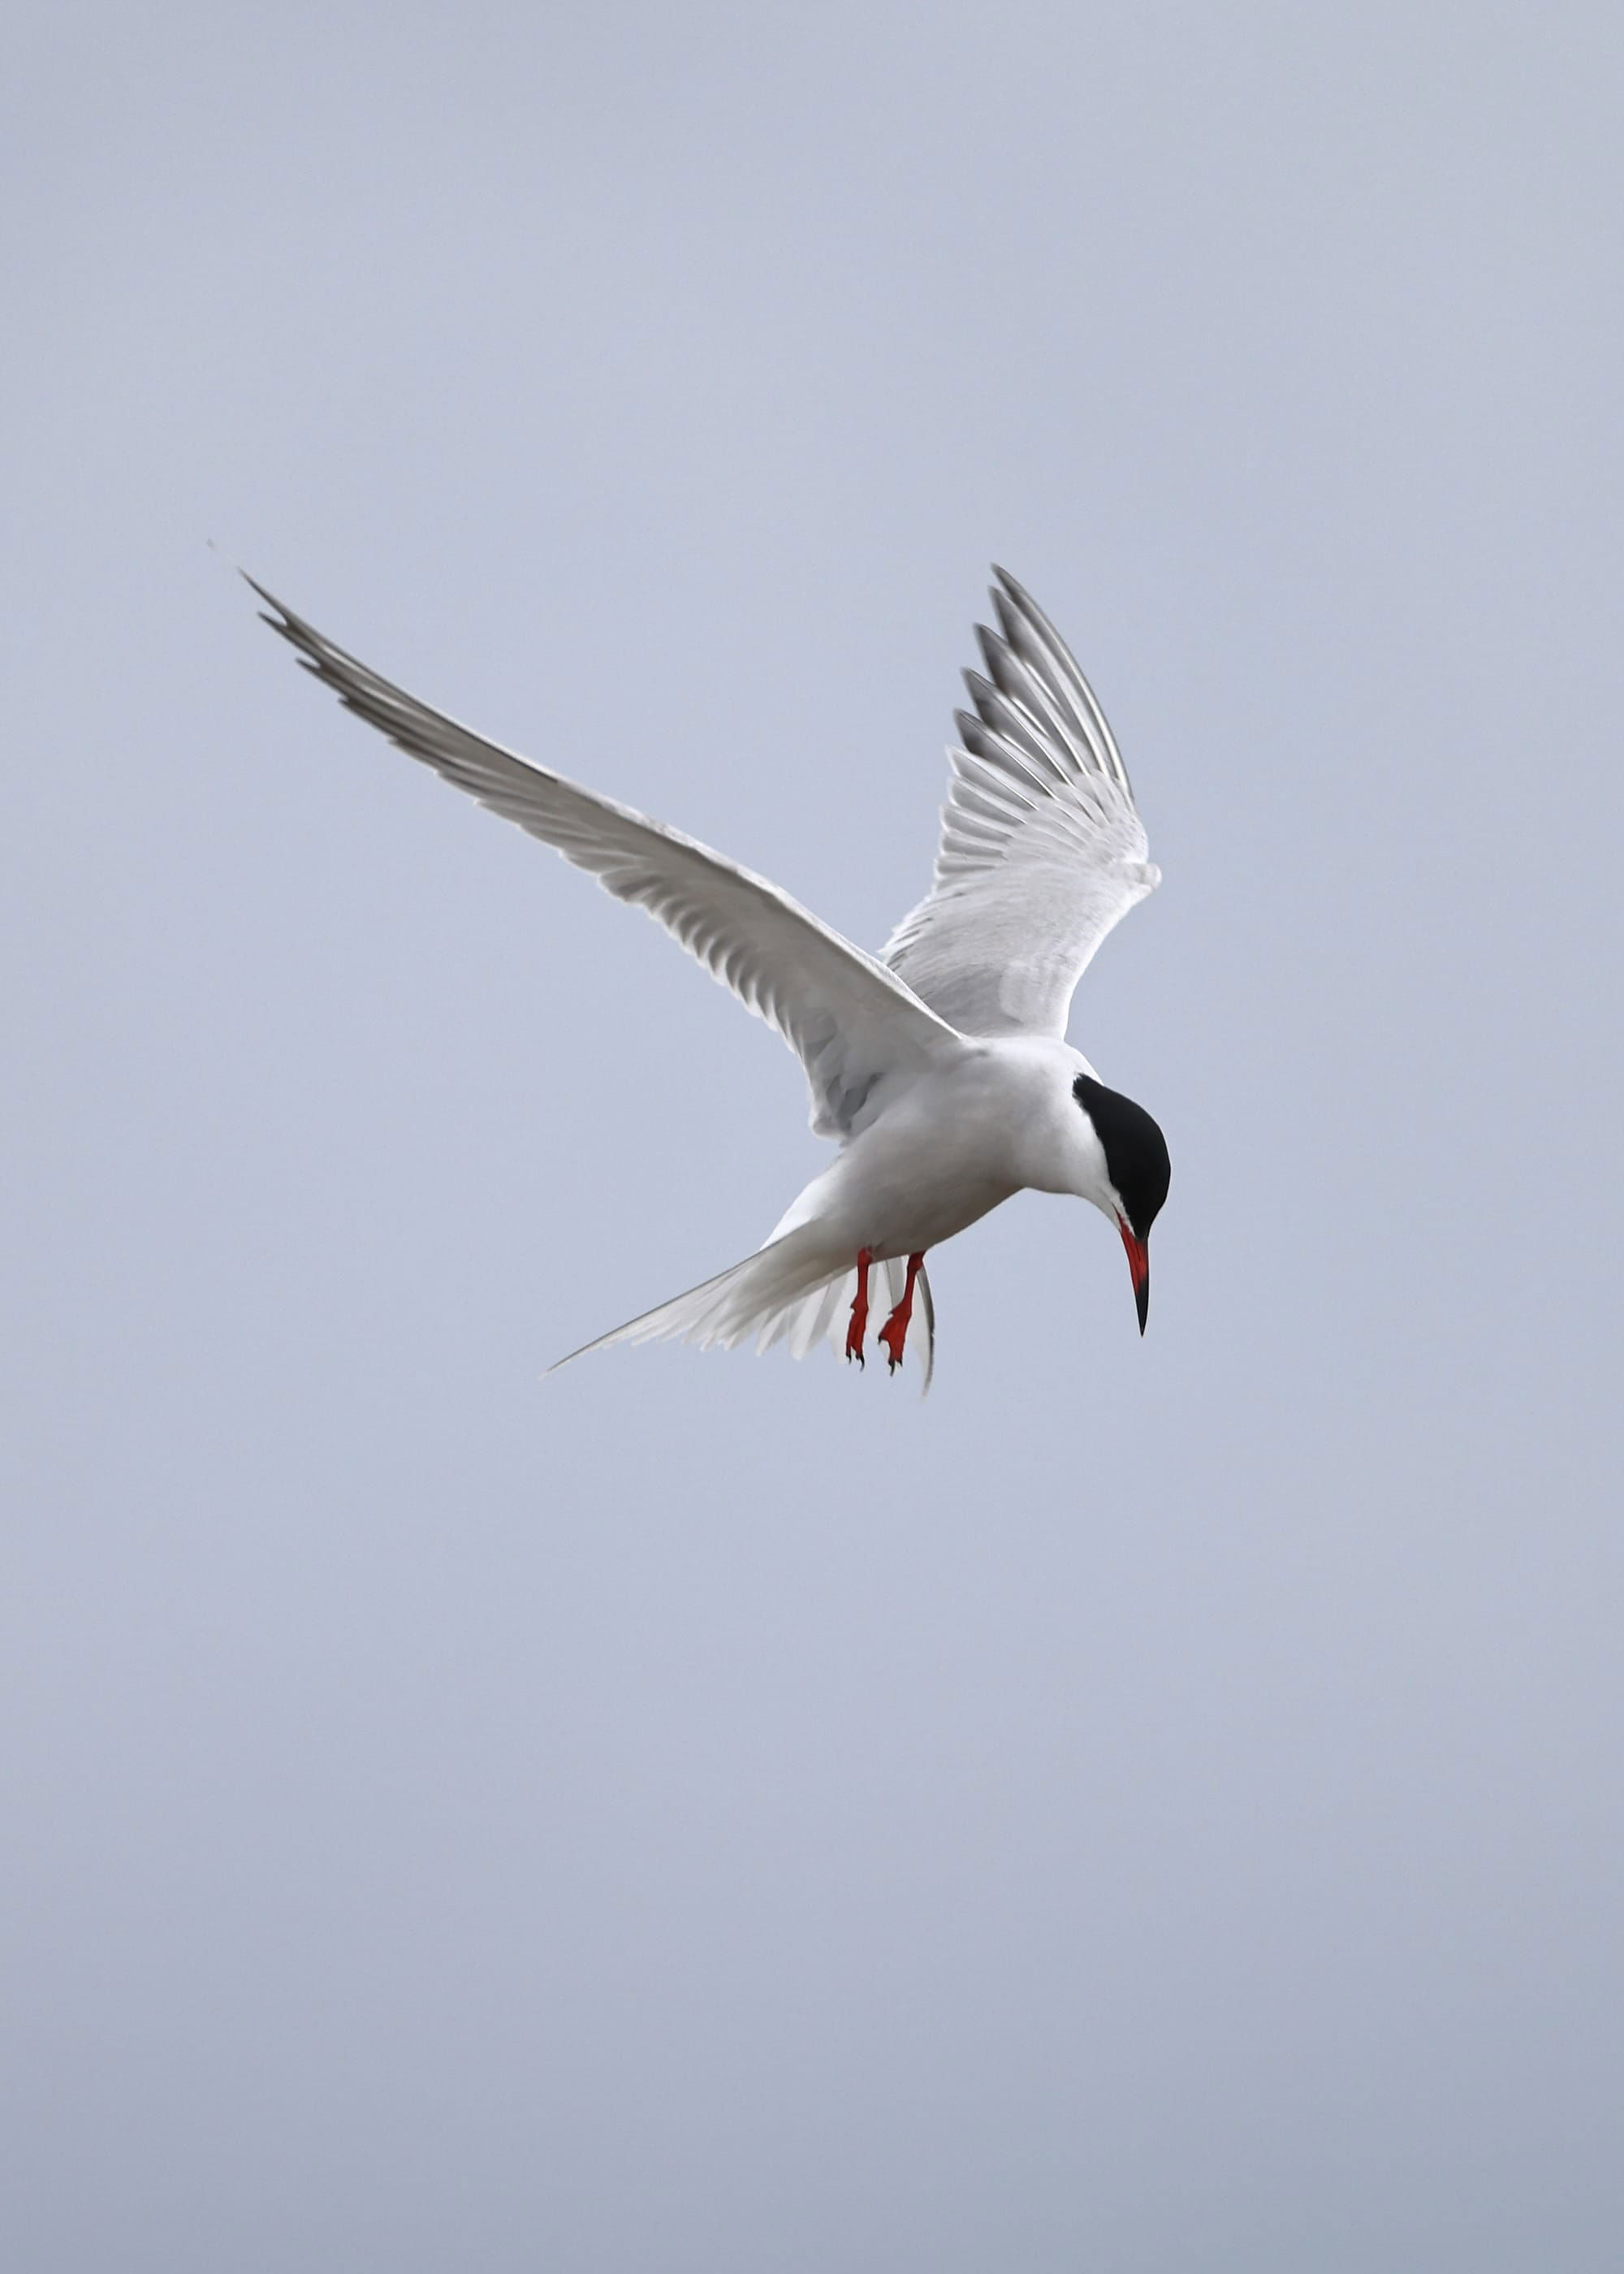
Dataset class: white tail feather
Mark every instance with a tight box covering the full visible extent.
[549,1233,935,1390]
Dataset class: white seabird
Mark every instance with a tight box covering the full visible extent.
[251,568,1170,1389]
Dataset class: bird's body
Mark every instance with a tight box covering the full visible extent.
[251,568,1171,1385]
[775,1035,1092,1260]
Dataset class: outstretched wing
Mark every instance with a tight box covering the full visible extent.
[883,568,1159,1038]
[249,579,960,1139]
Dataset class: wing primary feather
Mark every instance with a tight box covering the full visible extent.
[990,567,1132,795]
[951,718,1054,799]
[960,672,1071,785]
[975,622,1108,778]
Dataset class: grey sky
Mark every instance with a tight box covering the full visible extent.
[5,3,1622,2268]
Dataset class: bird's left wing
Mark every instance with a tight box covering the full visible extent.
[883,568,1160,1038]
[249,580,961,1139]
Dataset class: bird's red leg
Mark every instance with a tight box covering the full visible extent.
[878,1252,924,1375]
[845,1249,874,1367]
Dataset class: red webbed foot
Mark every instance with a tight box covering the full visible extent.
[845,1248,873,1366]
[877,1253,924,1374]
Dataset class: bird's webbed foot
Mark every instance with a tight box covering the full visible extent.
[877,1252,924,1374]
[845,1249,873,1366]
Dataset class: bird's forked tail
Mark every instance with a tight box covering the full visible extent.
[547,1230,934,1389]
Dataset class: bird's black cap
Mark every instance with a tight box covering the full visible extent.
[1072,1074,1171,1243]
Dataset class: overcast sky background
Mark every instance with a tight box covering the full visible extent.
[5,4,1622,2268]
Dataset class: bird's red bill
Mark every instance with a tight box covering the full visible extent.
[1118,1221,1151,1334]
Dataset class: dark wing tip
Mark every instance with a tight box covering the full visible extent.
[241,577,372,694]
[240,569,303,637]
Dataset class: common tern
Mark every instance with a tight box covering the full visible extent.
[251,568,1169,1387]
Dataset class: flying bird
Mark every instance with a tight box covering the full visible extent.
[250,568,1169,1387]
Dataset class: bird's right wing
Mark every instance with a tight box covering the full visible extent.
[250,580,961,1139]
[883,568,1160,1039]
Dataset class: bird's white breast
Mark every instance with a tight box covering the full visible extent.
[769,1036,1089,1262]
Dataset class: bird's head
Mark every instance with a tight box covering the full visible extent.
[1068,1072,1170,1334]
